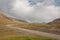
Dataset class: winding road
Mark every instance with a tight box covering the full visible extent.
[5,25,60,40]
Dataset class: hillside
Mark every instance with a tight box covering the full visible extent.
[48,18,60,24]
[0,13,32,37]
[0,13,27,26]
[0,13,59,40]
[0,13,12,21]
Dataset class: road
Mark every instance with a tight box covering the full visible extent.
[5,25,60,40]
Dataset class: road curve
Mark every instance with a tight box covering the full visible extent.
[6,25,60,40]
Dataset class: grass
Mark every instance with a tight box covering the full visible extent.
[0,19,60,34]
[0,20,60,35]
[14,23,60,30]
[14,23,60,35]
[0,36,56,40]
[0,26,17,37]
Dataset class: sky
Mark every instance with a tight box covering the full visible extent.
[0,0,60,23]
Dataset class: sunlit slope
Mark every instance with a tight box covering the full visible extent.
[0,13,13,25]
[0,13,27,26]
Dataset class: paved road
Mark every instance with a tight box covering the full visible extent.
[6,25,60,40]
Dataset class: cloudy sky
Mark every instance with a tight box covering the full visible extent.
[0,0,60,23]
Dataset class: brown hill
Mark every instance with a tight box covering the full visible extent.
[0,13,13,22]
[0,13,27,26]
[0,13,60,37]
[0,13,29,37]
[0,13,13,25]
[48,18,60,24]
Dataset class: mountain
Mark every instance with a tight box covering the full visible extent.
[0,13,13,25]
[0,13,60,38]
[48,18,60,24]
[0,13,13,22]
[0,13,27,26]
[0,13,30,37]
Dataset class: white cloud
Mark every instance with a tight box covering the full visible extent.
[11,0,33,17]
[10,0,60,23]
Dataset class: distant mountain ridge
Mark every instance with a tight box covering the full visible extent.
[49,18,60,24]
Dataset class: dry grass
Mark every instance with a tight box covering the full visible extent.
[13,23,60,35]
[0,36,57,40]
